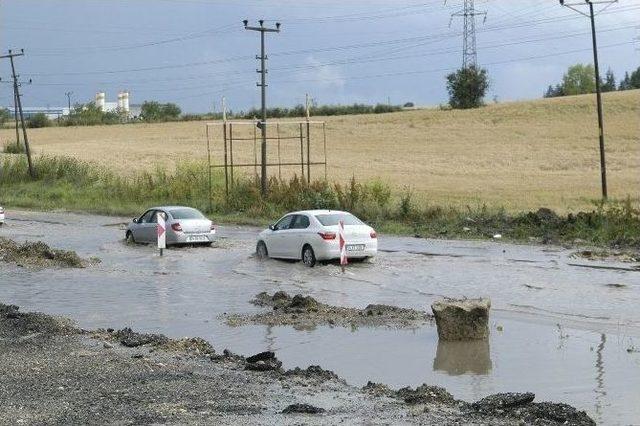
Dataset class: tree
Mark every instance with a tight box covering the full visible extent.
[65,102,121,126]
[544,84,564,98]
[629,66,640,90]
[0,108,10,125]
[601,68,616,92]
[141,101,182,122]
[27,112,51,128]
[618,71,631,90]
[561,63,596,96]
[446,65,489,109]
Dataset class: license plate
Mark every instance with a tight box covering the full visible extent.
[346,244,365,252]
[187,235,208,243]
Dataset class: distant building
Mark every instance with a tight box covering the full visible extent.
[5,106,70,120]
[95,91,139,119]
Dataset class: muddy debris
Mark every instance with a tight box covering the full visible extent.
[1,302,597,425]
[395,384,456,405]
[284,365,344,383]
[0,237,93,268]
[282,403,326,415]
[0,303,75,337]
[470,393,595,426]
[245,351,283,372]
[572,249,638,263]
[224,291,433,330]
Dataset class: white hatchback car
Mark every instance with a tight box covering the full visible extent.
[256,210,377,267]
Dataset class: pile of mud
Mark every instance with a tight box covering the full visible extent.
[0,303,76,338]
[0,302,595,425]
[223,291,434,330]
[0,237,94,268]
[572,249,638,263]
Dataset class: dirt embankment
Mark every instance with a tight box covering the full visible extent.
[0,303,596,425]
[223,291,434,330]
[0,237,97,268]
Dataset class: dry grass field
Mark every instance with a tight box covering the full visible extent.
[1,90,638,212]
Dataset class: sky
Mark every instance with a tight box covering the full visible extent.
[1,0,639,113]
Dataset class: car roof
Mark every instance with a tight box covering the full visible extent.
[147,206,199,211]
[286,210,351,216]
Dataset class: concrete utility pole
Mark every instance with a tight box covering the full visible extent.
[559,0,617,200]
[448,0,487,68]
[244,19,281,196]
[1,49,35,178]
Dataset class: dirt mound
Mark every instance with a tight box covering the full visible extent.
[0,237,91,268]
[394,384,455,405]
[224,292,433,330]
[282,403,325,414]
[285,365,344,383]
[470,393,595,426]
[109,327,170,348]
[0,303,76,338]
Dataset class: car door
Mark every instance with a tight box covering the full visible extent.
[133,210,155,242]
[140,210,160,243]
[266,214,295,258]
[288,214,311,258]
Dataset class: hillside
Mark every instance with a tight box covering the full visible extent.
[1,90,638,212]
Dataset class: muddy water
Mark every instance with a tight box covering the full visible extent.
[1,210,639,424]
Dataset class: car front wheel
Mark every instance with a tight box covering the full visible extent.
[256,241,269,259]
[302,245,316,267]
[125,231,135,244]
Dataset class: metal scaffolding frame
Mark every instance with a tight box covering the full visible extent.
[205,120,328,206]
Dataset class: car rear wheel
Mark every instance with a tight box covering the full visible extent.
[256,241,268,259]
[302,245,316,267]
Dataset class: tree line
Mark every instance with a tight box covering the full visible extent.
[544,64,640,98]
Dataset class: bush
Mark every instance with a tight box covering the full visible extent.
[140,101,182,122]
[0,108,10,125]
[27,113,51,128]
[2,141,25,154]
[65,103,121,126]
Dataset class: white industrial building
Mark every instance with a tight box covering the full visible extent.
[95,91,141,118]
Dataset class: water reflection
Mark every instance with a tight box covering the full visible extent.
[433,339,492,376]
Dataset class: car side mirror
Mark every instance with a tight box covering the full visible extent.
[133,218,138,223]
[269,224,276,231]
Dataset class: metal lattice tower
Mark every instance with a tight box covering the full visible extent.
[449,0,486,68]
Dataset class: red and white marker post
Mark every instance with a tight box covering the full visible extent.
[157,212,166,256]
[339,219,348,273]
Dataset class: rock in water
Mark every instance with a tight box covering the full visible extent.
[431,298,491,341]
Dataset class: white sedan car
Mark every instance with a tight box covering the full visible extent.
[0,206,5,226]
[256,210,377,267]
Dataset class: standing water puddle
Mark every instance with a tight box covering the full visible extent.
[1,211,639,425]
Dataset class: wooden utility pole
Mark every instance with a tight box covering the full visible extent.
[1,49,35,178]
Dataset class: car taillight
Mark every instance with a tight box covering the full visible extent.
[171,223,183,232]
[370,231,377,239]
[318,232,336,240]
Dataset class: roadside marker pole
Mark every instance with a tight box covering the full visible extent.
[157,213,166,257]
[339,220,348,273]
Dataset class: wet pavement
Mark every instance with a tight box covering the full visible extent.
[1,210,639,425]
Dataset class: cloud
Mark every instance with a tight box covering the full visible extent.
[304,55,347,89]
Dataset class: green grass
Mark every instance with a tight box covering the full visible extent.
[2,141,26,154]
[1,155,639,250]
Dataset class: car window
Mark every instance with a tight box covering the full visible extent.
[291,215,310,229]
[315,213,364,226]
[275,215,295,231]
[149,211,159,224]
[169,208,204,220]
[140,210,154,223]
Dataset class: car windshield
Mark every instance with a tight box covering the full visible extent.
[315,213,363,226]
[169,208,205,220]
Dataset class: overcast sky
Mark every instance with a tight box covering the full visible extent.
[1,0,639,112]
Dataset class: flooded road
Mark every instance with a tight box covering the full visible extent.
[1,210,639,424]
